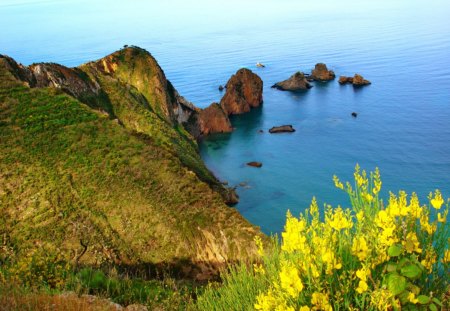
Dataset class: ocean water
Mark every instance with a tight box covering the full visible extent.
[1,0,449,234]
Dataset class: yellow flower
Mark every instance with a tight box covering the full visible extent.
[352,236,369,261]
[437,212,447,223]
[322,249,342,274]
[311,292,333,311]
[429,190,444,209]
[356,280,368,294]
[328,207,352,231]
[279,262,303,298]
[442,249,450,264]
[254,263,265,275]
[408,292,419,304]
[254,236,264,256]
[281,211,308,253]
[255,289,277,311]
[333,175,344,190]
[421,249,437,272]
[402,232,422,254]
[363,193,373,203]
[300,306,311,311]
[356,211,364,222]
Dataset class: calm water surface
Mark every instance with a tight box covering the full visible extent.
[1,0,449,234]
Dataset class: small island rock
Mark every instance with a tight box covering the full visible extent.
[269,125,296,133]
[272,72,312,91]
[220,68,263,115]
[247,161,263,168]
[351,112,358,118]
[339,74,371,86]
[218,85,224,91]
[310,63,335,81]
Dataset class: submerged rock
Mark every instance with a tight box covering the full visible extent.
[272,72,312,91]
[218,85,224,91]
[247,161,263,168]
[339,74,371,86]
[197,103,233,135]
[310,63,335,81]
[269,125,296,133]
[220,68,263,115]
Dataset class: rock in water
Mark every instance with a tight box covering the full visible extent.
[197,103,233,135]
[247,161,263,168]
[220,68,263,115]
[339,74,371,86]
[269,125,296,133]
[310,63,335,81]
[272,72,312,91]
[218,85,224,91]
[352,74,371,86]
[351,112,358,118]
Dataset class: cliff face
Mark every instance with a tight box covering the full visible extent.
[0,48,263,279]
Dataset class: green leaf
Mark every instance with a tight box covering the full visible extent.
[431,298,443,307]
[429,303,438,311]
[387,273,407,296]
[400,264,422,279]
[387,262,398,272]
[417,295,431,304]
[407,284,421,295]
[388,244,403,257]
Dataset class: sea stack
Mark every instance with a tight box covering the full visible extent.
[220,68,263,115]
[310,63,335,81]
[272,72,312,91]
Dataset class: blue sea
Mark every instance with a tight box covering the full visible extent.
[1,0,449,234]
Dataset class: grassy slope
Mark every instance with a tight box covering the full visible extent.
[0,54,260,279]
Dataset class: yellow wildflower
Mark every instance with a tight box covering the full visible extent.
[408,292,419,304]
[437,211,447,223]
[300,306,311,311]
[371,289,394,311]
[430,190,444,209]
[254,263,265,274]
[328,207,352,231]
[352,236,369,261]
[403,232,422,254]
[254,236,264,256]
[443,250,450,264]
[255,289,277,311]
[322,249,342,274]
[356,211,364,222]
[333,175,344,190]
[279,262,303,298]
[311,292,333,311]
[421,249,437,272]
[356,280,368,294]
[363,193,373,203]
[281,211,308,253]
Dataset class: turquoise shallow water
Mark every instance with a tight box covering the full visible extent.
[1,0,450,234]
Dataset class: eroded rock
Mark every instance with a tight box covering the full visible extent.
[272,72,312,91]
[269,125,296,133]
[220,68,263,115]
[310,63,335,81]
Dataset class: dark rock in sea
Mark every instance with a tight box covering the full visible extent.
[269,125,296,133]
[224,187,239,205]
[272,72,312,91]
[197,103,232,135]
[258,129,264,133]
[351,112,358,118]
[220,68,263,115]
[310,63,335,81]
[247,161,263,168]
[352,74,371,86]
[339,74,371,86]
[218,85,224,91]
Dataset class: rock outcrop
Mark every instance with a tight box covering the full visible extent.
[339,74,371,86]
[269,125,296,133]
[272,72,312,91]
[197,103,233,135]
[247,162,263,168]
[310,63,335,81]
[220,68,263,115]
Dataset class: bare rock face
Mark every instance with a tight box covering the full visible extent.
[272,72,312,91]
[198,103,232,135]
[339,74,371,86]
[220,68,263,115]
[269,125,296,133]
[310,63,335,81]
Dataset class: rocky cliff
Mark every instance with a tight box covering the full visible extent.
[0,47,263,280]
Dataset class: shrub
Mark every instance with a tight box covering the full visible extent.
[197,166,449,310]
